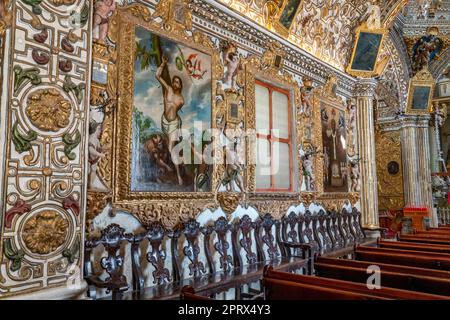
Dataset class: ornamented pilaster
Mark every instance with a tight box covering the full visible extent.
[400,115,434,218]
[354,79,379,228]
[0,1,92,298]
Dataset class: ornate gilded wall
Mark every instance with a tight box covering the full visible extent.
[0,0,91,298]
[375,130,404,210]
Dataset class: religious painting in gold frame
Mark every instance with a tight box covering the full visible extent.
[346,23,386,78]
[406,68,435,115]
[312,76,355,206]
[110,3,221,224]
[243,42,302,214]
[274,0,303,37]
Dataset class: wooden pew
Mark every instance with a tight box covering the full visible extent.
[316,256,450,279]
[263,277,388,300]
[420,228,450,234]
[314,260,450,296]
[412,232,450,239]
[180,286,213,300]
[354,247,450,271]
[398,234,450,246]
[357,245,450,259]
[263,266,450,300]
[378,239,450,254]
[434,226,450,230]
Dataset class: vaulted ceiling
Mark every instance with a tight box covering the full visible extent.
[217,0,407,70]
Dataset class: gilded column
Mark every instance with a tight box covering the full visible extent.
[400,115,434,221]
[354,79,379,228]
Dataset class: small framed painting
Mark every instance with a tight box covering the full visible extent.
[276,0,302,35]
[346,24,386,78]
[406,68,435,114]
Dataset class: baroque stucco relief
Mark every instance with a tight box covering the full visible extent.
[0,0,91,298]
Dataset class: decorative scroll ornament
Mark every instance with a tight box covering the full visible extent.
[3,239,25,272]
[26,88,72,131]
[22,210,69,255]
[216,193,241,216]
[153,0,193,35]
[51,0,76,6]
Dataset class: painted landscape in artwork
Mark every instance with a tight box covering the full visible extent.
[131,26,212,192]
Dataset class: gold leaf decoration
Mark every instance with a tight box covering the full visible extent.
[22,210,69,255]
[26,88,72,131]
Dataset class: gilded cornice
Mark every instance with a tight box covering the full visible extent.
[189,0,356,96]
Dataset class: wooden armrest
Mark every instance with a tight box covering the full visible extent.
[85,275,128,291]
[282,242,313,250]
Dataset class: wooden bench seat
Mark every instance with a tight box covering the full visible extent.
[411,232,450,240]
[314,260,450,296]
[263,266,450,300]
[180,286,212,300]
[418,229,450,235]
[398,234,450,245]
[377,238,450,254]
[84,207,372,300]
[316,256,450,279]
[264,277,388,300]
[85,214,308,300]
[354,247,450,271]
[281,208,376,264]
[356,245,450,259]
[119,258,304,300]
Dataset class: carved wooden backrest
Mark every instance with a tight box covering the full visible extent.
[281,211,299,243]
[141,222,171,286]
[328,211,345,249]
[255,213,281,262]
[300,211,319,252]
[350,207,366,240]
[85,224,133,293]
[339,209,355,245]
[232,214,257,269]
[203,217,233,274]
[314,210,333,253]
[172,219,205,282]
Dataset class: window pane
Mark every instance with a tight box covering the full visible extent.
[272,90,289,139]
[272,141,290,190]
[256,137,271,189]
[255,84,270,136]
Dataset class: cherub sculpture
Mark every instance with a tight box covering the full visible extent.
[93,0,116,41]
[221,41,241,88]
[88,121,107,189]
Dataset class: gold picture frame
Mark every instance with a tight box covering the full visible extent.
[274,0,303,38]
[406,67,435,115]
[312,76,358,208]
[109,2,221,228]
[346,23,386,78]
